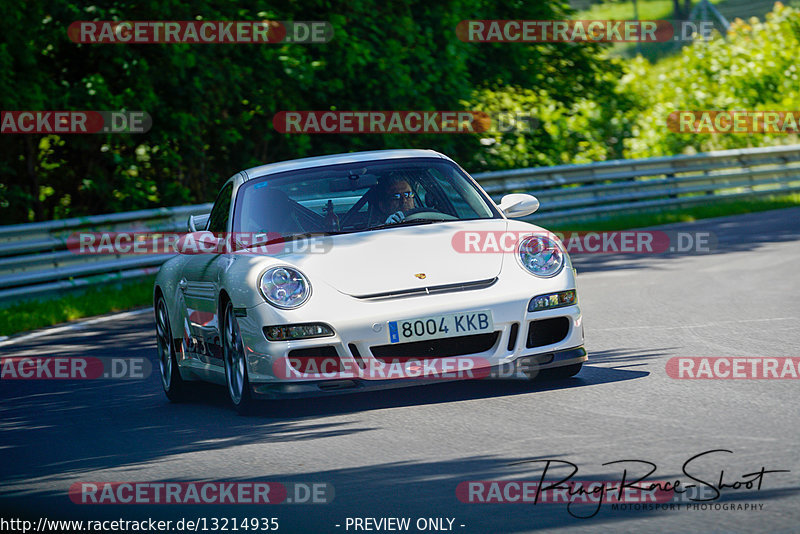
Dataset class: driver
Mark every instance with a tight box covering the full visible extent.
[377,176,416,224]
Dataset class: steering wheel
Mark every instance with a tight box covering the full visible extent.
[402,207,458,222]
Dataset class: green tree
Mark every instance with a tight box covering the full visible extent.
[1,0,626,223]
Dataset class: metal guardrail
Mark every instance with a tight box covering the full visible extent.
[2,144,800,301]
[0,204,212,301]
[475,144,800,220]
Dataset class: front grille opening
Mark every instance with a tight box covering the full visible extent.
[286,346,341,374]
[288,346,339,359]
[507,322,519,351]
[526,317,570,348]
[370,332,499,361]
[348,343,367,369]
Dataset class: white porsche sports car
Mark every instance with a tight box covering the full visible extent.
[154,149,585,412]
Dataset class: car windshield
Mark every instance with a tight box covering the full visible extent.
[233,157,500,238]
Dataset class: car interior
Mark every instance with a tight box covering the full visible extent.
[237,164,480,237]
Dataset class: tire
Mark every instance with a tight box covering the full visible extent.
[222,301,256,415]
[155,297,187,402]
[535,362,583,381]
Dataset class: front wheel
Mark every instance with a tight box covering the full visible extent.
[155,297,187,402]
[223,302,256,415]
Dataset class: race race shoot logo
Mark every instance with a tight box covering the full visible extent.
[457,480,768,517]
[68,21,333,44]
[668,111,800,134]
[67,232,332,255]
[0,357,150,380]
[1,111,151,134]
[272,111,490,134]
[457,451,789,518]
[666,357,800,379]
[456,20,714,43]
[69,481,334,504]
[451,230,716,254]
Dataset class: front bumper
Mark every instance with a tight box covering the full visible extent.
[250,346,587,399]
[234,264,585,398]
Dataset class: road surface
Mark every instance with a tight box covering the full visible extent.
[1,208,799,533]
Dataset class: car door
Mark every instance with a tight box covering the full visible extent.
[180,181,233,367]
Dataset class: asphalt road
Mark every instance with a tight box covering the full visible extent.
[1,208,799,533]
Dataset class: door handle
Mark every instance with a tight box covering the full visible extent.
[178,278,187,291]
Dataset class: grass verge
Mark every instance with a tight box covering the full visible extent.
[575,0,687,21]
[546,192,800,232]
[0,275,155,337]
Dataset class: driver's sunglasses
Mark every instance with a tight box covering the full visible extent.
[391,191,415,200]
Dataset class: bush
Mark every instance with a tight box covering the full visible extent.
[0,0,617,223]
[620,2,800,157]
[464,80,634,171]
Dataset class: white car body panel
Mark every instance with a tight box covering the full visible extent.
[291,219,506,296]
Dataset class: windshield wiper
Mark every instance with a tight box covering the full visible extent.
[368,218,442,231]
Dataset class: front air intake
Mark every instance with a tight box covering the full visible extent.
[526,317,570,348]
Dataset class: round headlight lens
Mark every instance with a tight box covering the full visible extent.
[259,267,311,309]
[518,235,564,277]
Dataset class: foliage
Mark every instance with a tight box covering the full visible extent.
[464,80,634,170]
[3,1,800,223]
[620,2,800,157]
[0,0,617,223]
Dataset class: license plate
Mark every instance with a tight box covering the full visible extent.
[388,310,494,344]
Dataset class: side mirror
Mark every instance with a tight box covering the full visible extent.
[187,213,210,232]
[177,231,223,254]
[498,194,539,218]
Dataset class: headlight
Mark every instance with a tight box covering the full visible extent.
[264,323,333,341]
[529,290,576,312]
[518,235,564,277]
[259,266,311,309]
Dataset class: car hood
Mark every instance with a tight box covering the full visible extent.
[291,219,510,297]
